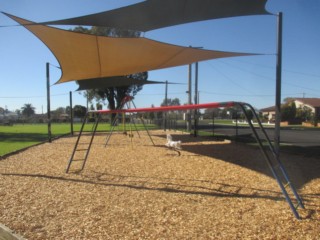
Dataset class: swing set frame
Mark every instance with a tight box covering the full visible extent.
[66,100,304,219]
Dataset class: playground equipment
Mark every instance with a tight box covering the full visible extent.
[66,100,304,219]
[104,96,155,148]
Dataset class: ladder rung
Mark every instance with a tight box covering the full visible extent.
[273,163,280,169]
[283,182,291,188]
[295,203,301,210]
[72,159,85,162]
[76,149,88,151]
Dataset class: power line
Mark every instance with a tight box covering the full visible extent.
[200,91,307,98]
[283,82,320,93]
[226,58,320,79]
[138,91,186,96]
[217,59,320,92]
[218,60,273,81]
[0,92,70,99]
[206,61,256,95]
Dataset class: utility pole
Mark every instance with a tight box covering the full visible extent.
[274,12,283,158]
[46,62,52,143]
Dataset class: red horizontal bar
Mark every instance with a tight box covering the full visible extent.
[91,101,236,114]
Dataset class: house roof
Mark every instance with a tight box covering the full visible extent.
[260,98,320,112]
[293,98,320,108]
[260,106,276,112]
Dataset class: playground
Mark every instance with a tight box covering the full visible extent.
[1,0,320,239]
[0,130,319,239]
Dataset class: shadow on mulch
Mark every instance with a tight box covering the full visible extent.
[153,132,320,190]
[1,172,284,202]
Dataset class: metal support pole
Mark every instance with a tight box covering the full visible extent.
[86,91,89,113]
[187,63,192,132]
[194,62,199,137]
[212,112,215,136]
[164,80,168,131]
[274,12,283,158]
[235,110,238,139]
[69,91,74,135]
[46,62,52,143]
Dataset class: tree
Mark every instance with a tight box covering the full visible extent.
[160,98,182,119]
[281,102,296,121]
[203,108,221,119]
[141,104,156,120]
[86,72,147,111]
[283,97,294,104]
[15,109,21,115]
[72,26,146,111]
[73,105,87,119]
[51,107,67,121]
[96,103,103,110]
[21,104,35,117]
[148,104,156,120]
[54,107,66,115]
[296,106,312,122]
[161,98,181,107]
[66,106,71,115]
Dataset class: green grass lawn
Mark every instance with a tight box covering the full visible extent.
[0,124,71,156]
[0,122,158,156]
[1,121,318,157]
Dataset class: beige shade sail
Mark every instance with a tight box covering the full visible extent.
[40,0,271,32]
[5,13,257,84]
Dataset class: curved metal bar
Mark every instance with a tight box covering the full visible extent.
[236,102,303,219]
[240,102,304,210]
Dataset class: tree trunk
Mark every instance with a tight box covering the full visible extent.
[107,89,117,125]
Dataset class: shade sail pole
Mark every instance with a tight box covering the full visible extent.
[187,63,192,132]
[46,62,52,143]
[274,12,283,157]
[194,62,199,137]
[70,91,74,136]
[164,80,168,131]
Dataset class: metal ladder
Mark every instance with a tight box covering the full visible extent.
[67,96,155,173]
[238,102,304,219]
[66,112,101,173]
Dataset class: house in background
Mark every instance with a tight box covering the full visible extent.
[260,98,320,125]
[260,106,276,122]
[294,98,320,126]
[293,98,320,115]
[0,110,19,125]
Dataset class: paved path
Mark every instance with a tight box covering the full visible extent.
[197,124,320,147]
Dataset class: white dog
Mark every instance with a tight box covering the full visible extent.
[165,134,182,150]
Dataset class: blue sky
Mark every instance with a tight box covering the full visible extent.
[0,0,319,113]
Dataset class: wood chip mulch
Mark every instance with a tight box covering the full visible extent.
[0,130,319,239]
